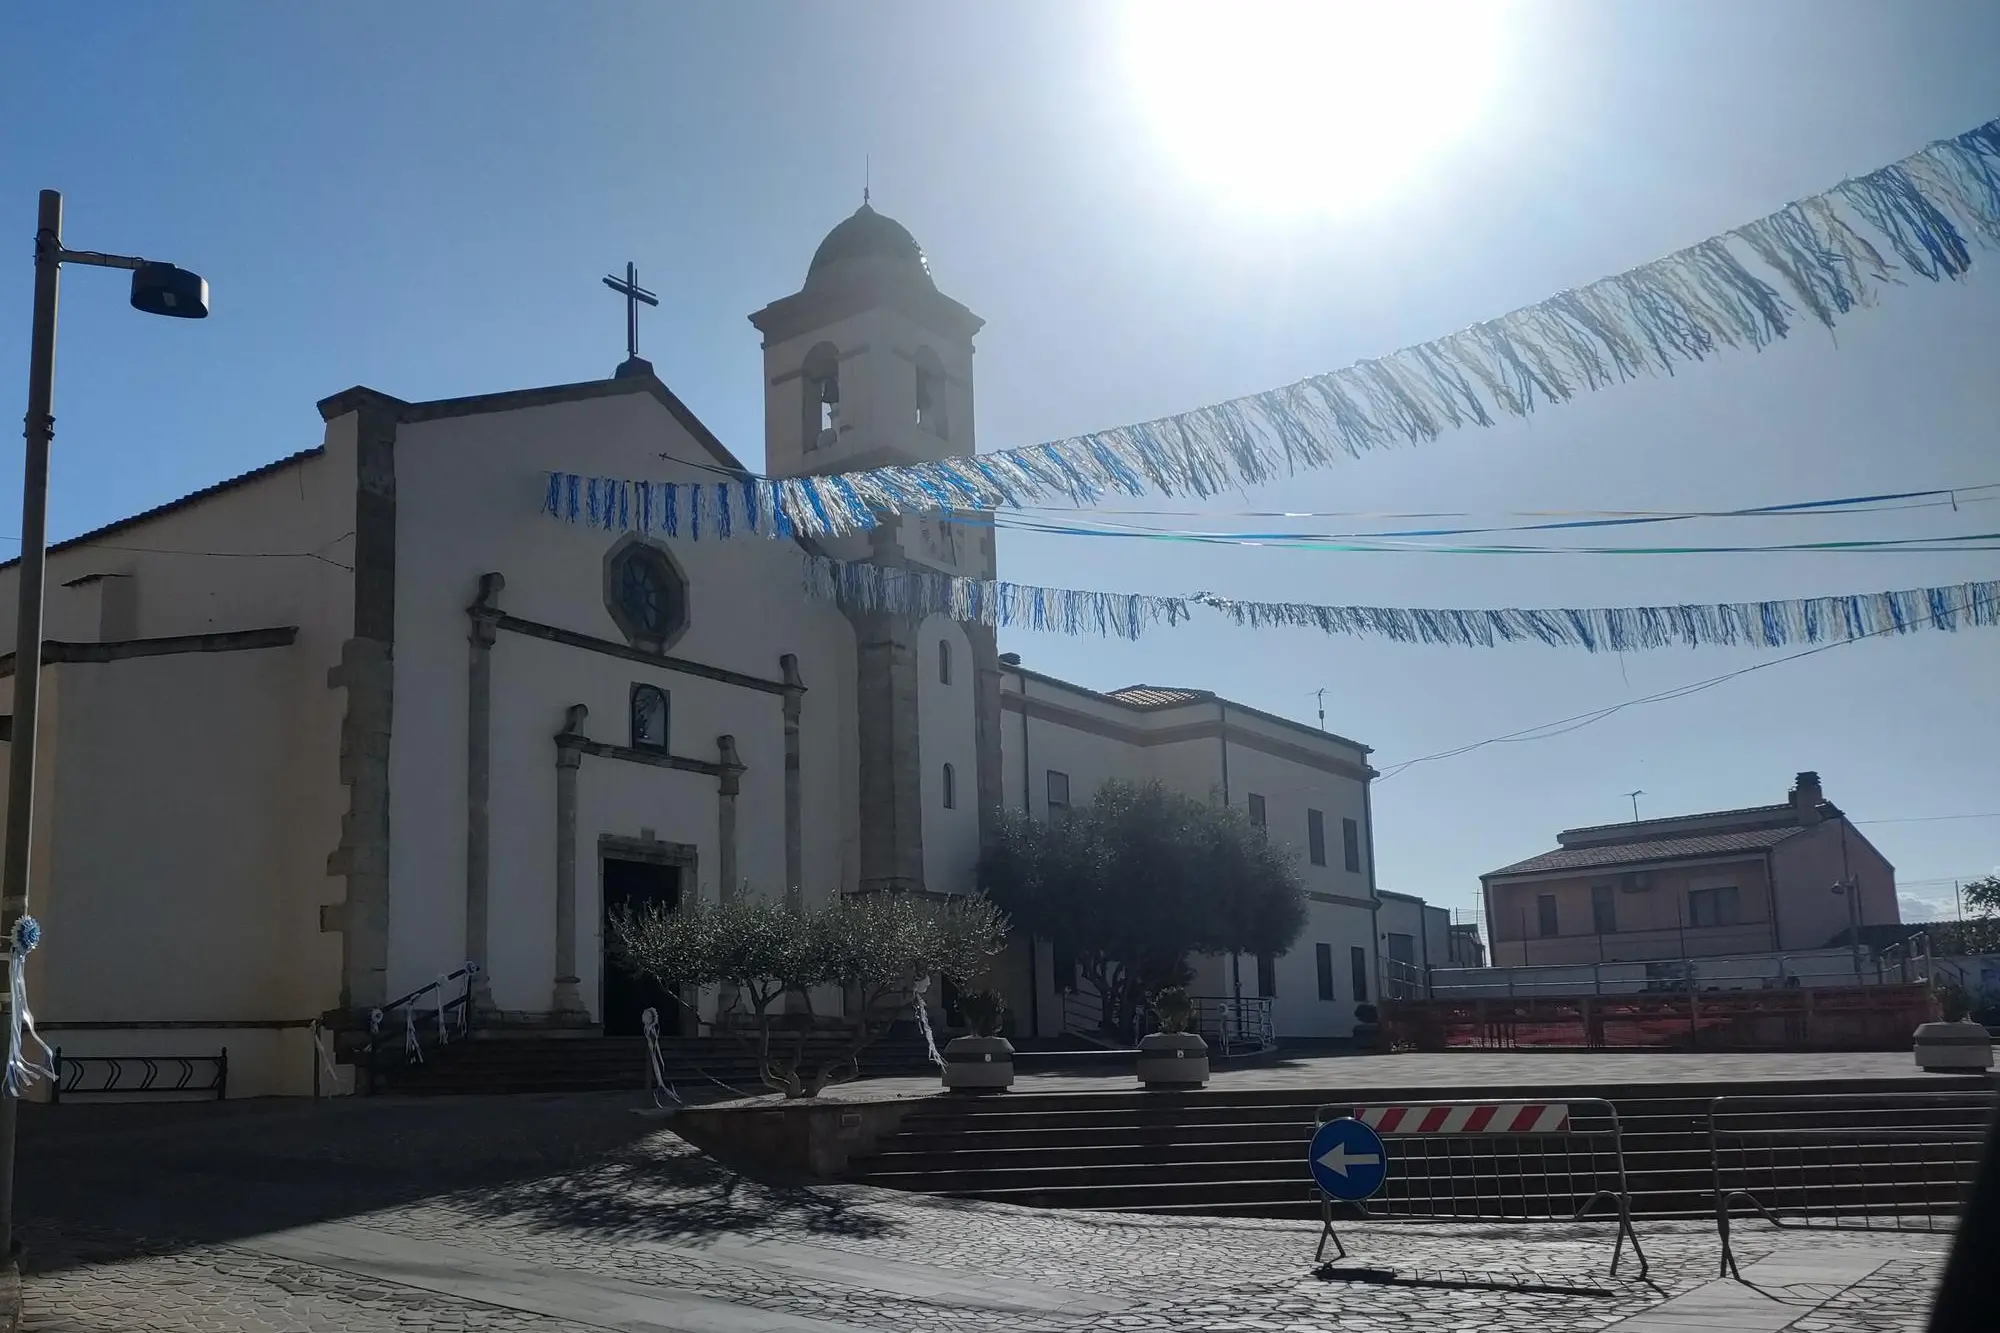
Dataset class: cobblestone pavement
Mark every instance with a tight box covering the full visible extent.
[14,1093,1958,1331]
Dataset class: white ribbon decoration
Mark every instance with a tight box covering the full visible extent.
[911,978,945,1069]
[640,1006,679,1108]
[309,1018,342,1095]
[4,918,54,1097]
[434,972,451,1047]
[404,1005,422,1064]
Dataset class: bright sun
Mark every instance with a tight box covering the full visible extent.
[1120,0,1510,218]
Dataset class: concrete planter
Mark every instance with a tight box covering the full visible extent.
[942,1035,1015,1093]
[1913,1020,1993,1073]
[1136,1031,1209,1088]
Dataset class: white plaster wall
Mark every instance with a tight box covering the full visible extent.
[917,615,979,894]
[763,305,976,479]
[387,388,859,1007]
[1273,897,1378,1038]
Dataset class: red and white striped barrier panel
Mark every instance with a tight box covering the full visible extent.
[1355,1103,1572,1135]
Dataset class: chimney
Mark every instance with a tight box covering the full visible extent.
[1791,770,1824,826]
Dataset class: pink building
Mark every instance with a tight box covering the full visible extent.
[1482,772,1898,966]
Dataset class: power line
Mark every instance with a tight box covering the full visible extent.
[1374,600,1965,783]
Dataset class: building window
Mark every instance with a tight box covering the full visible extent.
[1046,770,1070,813]
[938,639,951,685]
[1307,809,1327,866]
[942,762,956,810]
[914,346,949,438]
[801,341,840,451]
[1256,953,1277,998]
[1689,885,1742,928]
[1350,946,1369,1002]
[1592,884,1617,935]
[630,684,669,751]
[1316,943,1335,1001]
[1537,893,1560,937]
[1247,793,1266,829]
[1342,817,1361,873]
[604,538,689,650]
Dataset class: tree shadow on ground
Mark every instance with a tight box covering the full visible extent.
[453,1131,893,1243]
[14,1090,893,1275]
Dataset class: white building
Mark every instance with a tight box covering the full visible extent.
[997,667,1380,1042]
[0,203,1379,1096]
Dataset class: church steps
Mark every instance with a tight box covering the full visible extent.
[842,1076,1992,1219]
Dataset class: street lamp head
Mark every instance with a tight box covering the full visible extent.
[129,262,208,319]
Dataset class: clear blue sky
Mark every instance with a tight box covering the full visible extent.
[4,2,1998,927]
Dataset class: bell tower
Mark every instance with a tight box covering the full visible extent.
[750,203,1000,895]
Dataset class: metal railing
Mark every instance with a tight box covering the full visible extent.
[1199,996,1274,1054]
[1424,935,1934,1000]
[1060,988,1277,1054]
[1708,1090,1996,1277]
[1315,1097,1647,1277]
[50,1048,226,1102]
[364,961,478,1088]
[1382,956,1426,1001]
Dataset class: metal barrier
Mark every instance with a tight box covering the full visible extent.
[1708,1090,1995,1278]
[1315,1098,1647,1277]
[50,1047,227,1102]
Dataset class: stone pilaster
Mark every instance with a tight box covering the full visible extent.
[965,622,1004,858]
[551,704,589,1021]
[716,734,744,903]
[844,524,925,896]
[463,573,504,1017]
[322,391,401,1017]
[780,655,805,912]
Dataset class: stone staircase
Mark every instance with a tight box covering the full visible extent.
[844,1076,1995,1218]
[374,1030,937,1096]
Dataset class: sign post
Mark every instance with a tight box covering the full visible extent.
[1308,1116,1387,1263]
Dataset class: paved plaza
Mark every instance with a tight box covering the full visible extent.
[810,1048,1941,1102]
[13,1080,1961,1332]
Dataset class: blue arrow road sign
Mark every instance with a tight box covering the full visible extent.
[1309,1117,1388,1201]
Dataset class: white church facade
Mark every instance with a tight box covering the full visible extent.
[0,205,1381,1096]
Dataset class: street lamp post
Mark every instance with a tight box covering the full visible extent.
[0,189,206,1262]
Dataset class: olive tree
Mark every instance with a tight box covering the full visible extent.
[610,892,1008,1098]
[978,779,1306,1036]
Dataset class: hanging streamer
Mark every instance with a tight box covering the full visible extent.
[544,116,2000,537]
[4,916,54,1097]
[799,555,2000,652]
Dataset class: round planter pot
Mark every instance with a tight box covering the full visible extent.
[942,1035,1015,1093]
[1913,1020,1993,1073]
[1136,1031,1209,1088]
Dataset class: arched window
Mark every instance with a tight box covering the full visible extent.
[914,346,948,439]
[630,684,669,751]
[942,762,956,810]
[938,639,952,685]
[801,342,840,452]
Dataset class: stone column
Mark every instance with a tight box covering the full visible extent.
[552,704,589,1022]
[779,655,805,913]
[716,734,744,904]
[463,573,504,1016]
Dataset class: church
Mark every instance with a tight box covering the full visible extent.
[0,203,1382,1097]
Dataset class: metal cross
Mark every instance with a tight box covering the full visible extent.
[602,262,659,362]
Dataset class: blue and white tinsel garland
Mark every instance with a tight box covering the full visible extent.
[802,556,2000,652]
[5,915,54,1097]
[547,115,2000,538]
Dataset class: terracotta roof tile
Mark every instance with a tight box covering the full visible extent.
[1486,826,1808,878]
